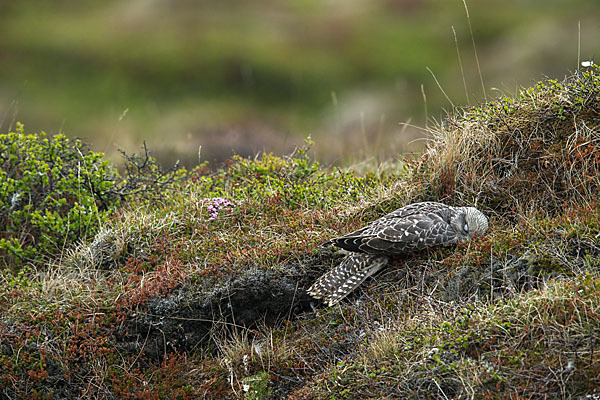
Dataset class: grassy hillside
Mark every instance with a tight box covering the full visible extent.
[2,67,600,399]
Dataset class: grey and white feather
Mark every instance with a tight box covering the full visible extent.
[308,202,488,306]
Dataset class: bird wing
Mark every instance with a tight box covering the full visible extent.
[381,201,451,219]
[332,211,458,254]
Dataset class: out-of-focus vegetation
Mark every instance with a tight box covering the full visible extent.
[1,0,599,165]
[2,68,600,398]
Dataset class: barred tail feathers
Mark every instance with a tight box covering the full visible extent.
[308,254,388,306]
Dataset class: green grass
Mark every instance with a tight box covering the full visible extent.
[2,68,600,398]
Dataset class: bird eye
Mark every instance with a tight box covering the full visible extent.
[464,224,469,233]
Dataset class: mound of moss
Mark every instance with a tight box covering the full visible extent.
[2,68,600,399]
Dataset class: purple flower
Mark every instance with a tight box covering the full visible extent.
[201,197,236,220]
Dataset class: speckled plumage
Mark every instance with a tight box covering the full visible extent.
[308,202,488,306]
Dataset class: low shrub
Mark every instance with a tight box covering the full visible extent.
[0,124,119,270]
[0,124,183,270]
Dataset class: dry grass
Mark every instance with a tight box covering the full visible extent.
[302,274,600,399]
[421,67,600,219]
[213,323,295,398]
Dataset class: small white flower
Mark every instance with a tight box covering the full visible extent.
[242,354,249,374]
[581,61,594,67]
[10,192,20,209]
[564,360,574,372]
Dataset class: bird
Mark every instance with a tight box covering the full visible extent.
[308,202,488,306]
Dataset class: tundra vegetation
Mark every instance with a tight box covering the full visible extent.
[1,67,600,399]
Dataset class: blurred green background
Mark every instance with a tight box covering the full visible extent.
[0,0,598,166]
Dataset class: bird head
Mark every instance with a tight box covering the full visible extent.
[451,207,488,240]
